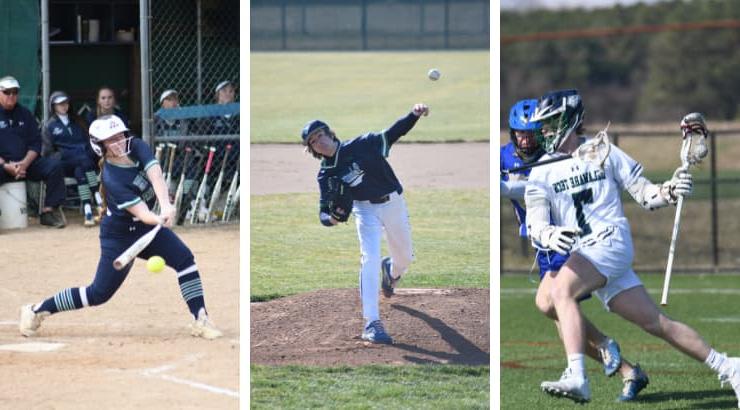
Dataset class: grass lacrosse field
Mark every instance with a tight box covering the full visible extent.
[502,273,740,409]
[251,51,489,143]
[251,188,489,408]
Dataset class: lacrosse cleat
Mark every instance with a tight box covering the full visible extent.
[617,364,649,402]
[19,304,49,337]
[541,368,591,404]
[190,310,223,340]
[361,320,393,344]
[380,257,399,298]
[718,356,740,408]
[598,337,622,377]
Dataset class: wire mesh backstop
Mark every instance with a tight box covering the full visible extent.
[147,0,240,224]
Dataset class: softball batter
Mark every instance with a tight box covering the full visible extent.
[302,103,429,344]
[19,115,222,339]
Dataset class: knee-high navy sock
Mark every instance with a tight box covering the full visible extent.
[177,265,206,319]
[35,287,87,314]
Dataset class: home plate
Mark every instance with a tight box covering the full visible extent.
[395,289,452,296]
[0,342,65,353]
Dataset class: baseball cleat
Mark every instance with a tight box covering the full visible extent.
[718,356,740,408]
[541,368,591,404]
[381,257,398,298]
[19,304,49,337]
[190,312,223,340]
[361,320,393,344]
[598,337,622,377]
[617,363,649,402]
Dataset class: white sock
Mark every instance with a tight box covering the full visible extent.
[706,349,728,373]
[567,353,586,377]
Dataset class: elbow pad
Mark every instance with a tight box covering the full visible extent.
[627,176,670,210]
[319,211,334,227]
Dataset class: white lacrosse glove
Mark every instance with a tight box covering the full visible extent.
[661,167,693,204]
[539,225,582,255]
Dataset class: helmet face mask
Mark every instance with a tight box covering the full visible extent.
[532,89,584,154]
[508,99,544,163]
[89,115,130,157]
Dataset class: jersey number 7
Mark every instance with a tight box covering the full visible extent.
[572,188,593,236]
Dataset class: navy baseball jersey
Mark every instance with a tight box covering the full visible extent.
[500,142,531,237]
[317,112,419,221]
[44,116,90,158]
[102,138,158,218]
[0,104,42,161]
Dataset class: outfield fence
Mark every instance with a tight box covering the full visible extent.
[251,0,489,50]
[501,128,740,275]
[144,0,240,224]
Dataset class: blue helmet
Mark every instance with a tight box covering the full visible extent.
[531,89,584,154]
[508,99,543,163]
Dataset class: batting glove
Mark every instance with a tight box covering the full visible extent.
[662,167,693,203]
[540,225,582,255]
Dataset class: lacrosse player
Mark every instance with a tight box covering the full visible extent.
[19,115,222,340]
[524,89,740,405]
[301,103,429,344]
[502,98,648,401]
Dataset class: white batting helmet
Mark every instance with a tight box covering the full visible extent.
[89,115,130,157]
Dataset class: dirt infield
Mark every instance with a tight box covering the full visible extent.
[251,288,489,366]
[250,142,490,194]
[0,220,238,409]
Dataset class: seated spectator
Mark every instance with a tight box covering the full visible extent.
[209,80,239,135]
[42,91,103,226]
[0,76,66,228]
[154,89,189,137]
[85,86,130,128]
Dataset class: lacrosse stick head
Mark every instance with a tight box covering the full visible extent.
[573,122,612,168]
[532,89,585,154]
[679,112,709,166]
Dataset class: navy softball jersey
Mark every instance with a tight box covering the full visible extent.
[317,111,419,226]
[33,138,209,319]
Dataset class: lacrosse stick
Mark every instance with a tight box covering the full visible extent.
[661,113,709,306]
[501,123,612,176]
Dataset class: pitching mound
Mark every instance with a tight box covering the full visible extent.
[251,288,489,366]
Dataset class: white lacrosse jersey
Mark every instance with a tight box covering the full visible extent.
[526,143,643,245]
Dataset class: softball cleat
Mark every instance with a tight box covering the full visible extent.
[598,337,622,377]
[19,304,49,337]
[541,368,591,404]
[719,356,740,408]
[617,364,649,402]
[190,312,223,340]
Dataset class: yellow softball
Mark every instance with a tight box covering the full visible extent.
[146,256,166,273]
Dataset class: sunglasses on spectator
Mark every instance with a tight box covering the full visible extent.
[1,89,19,96]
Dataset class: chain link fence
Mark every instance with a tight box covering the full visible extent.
[251,0,489,51]
[501,128,740,275]
[148,0,240,225]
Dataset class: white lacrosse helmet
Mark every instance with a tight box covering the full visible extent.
[89,115,130,157]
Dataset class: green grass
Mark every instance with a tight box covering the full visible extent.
[502,274,740,409]
[251,51,489,143]
[251,189,490,299]
[251,365,490,409]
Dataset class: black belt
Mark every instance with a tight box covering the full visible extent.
[369,194,391,204]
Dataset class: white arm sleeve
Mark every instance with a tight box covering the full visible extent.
[524,180,552,244]
[501,179,527,201]
[626,175,670,211]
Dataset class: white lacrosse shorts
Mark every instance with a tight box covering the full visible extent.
[574,226,642,310]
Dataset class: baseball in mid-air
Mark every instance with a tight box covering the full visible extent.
[147,256,165,273]
[428,68,441,81]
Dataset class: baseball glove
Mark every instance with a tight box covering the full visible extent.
[326,176,353,223]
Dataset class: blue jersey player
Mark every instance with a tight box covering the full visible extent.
[19,115,222,340]
[301,103,429,344]
[501,99,648,401]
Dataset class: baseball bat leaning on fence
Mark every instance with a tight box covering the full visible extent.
[222,170,239,222]
[661,113,709,306]
[165,142,177,189]
[113,224,163,270]
[206,144,231,223]
[177,145,207,225]
[224,185,239,222]
[189,146,216,224]
[173,146,192,218]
